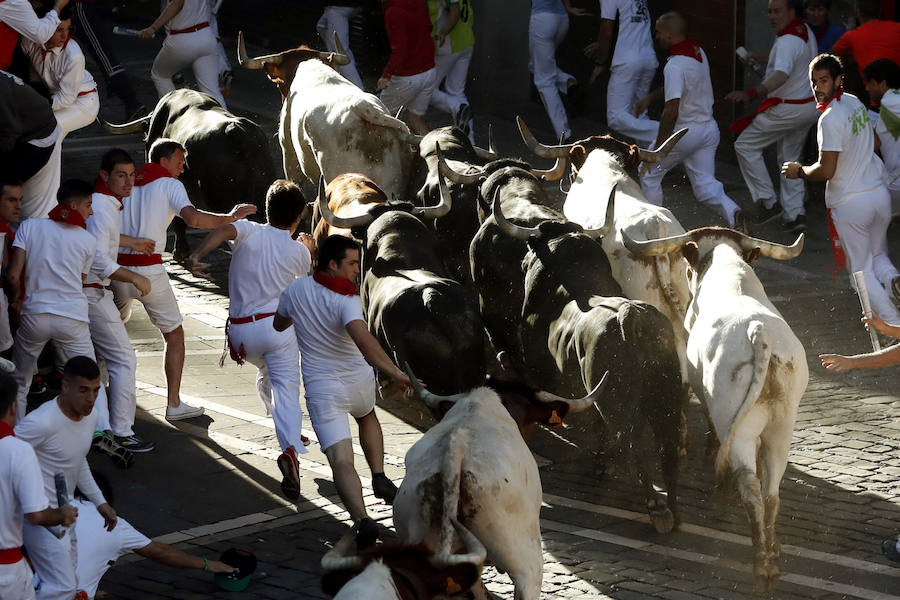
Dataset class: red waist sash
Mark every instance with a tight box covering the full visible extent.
[117,253,162,267]
[0,547,23,564]
[730,96,814,134]
[170,22,209,35]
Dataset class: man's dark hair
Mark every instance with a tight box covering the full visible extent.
[57,179,94,206]
[0,179,22,195]
[316,235,359,272]
[75,469,114,506]
[857,0,880,19]
[786,0,804,16]
[864,58,900,88]
[63,356,101,381]
[0,372,16,418]
[810,53,843,80]
[148,138,186,163]
[100,148,134,174]
[803,0,829,9]
[266,179,305,228]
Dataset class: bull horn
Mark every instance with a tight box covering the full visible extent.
[237,31,283,69]
[530,156,567,182]
[429,517,487,569]
[320,526,365,572]
[317,176,375,229]
[99,114,151,135]
[414,170,452,219]
[488,124,497,154]
[637,128,689,164]
[535,371,609,413]
[436,142,483,185]
[621,229,692,256]
[580,184,616,240]
[327,31,351,65]
[471,124,497,161]
[404,363,468,412]
[404,132,424,146]
[517,116,572,158]
[491,187,539,241]
[738,231,805,260]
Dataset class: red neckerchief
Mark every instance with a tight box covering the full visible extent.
[0,219,13,244]
[817,86,843,112]
[48,204,87,229]
[670,39,702,63]
[41,34,72,60]
[94,177,124,210]
[135,162,174,187]
[778,18,809,42]
[313,271,358,296]
[0,421,13,439]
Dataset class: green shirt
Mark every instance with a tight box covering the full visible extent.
[427,0,474,54]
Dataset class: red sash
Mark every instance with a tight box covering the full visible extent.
[313,271,358,296]
[0,424,24,565]
[135,162,173,187]
[169,21,209,35]
[117,253,162,267]
[77,88,96,97]
[94,178,124,210]
[817,87,843,112]
[0,23,18,71]
[729,96,814,134]
[670,39,702,63]
[778,18,809,42]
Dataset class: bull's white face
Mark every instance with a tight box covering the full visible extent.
[332,561,398,600]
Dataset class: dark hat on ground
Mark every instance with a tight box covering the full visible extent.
[214,547,257,592]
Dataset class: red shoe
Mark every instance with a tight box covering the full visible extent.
[277,447,301,501]
[300,434,311,447]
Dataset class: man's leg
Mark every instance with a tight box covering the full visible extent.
[682,122,741,225]
[323,439,367,521]
[530,12,570,140]
[733,116,779,209]
[190,32,228,108]
[776,123,813,222]
[405,70,437,136]
[606,61,658,148]
[324,6,363,89]
[11,313,51,419]
[0,560,36,600]
[53,94,99,138]
[21,137,62,221]
[162,325,185,408]
[23,521,77,600]
[150,38,186,99]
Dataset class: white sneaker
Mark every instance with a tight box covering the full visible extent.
[165,402,205,421]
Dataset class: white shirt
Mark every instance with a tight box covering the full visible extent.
[766,25,818,101]
[73,500,150,598]
[228,220,311,318]
[599,0,657,68]
[818,92,885,208]
[14,399,104,508]
[876,89,900,186]
[0,0,59,46]
[20,37,96,112]
[167,0,212,32]
[13,218,97,322]
[277,277,370,387]
[0,434,48,551]
[664,48,714,127]
[86,192,125,287]
[119,176,192,275]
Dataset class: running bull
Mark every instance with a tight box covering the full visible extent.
[623,227,807,591]
[318,174,485,395]
[395,368,607,600]
[238,32,416,199]
[103,88,278,258]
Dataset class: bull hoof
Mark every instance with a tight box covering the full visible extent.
[648,504,675,534]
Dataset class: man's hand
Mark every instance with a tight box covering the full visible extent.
[819,354,855,371]
[390,366,413,390]
[633,95,652,118]
[228,204,257,221]
[137,27,156,39]
[583,41,602,61]
[59,504,78,527]
[296,232,315,254]
[130,238,156,255]
[863,311,889,335]
[187,254,212,280]
[589,64,607,84]
[567,6,591,16]
[133,274,152,296]
[377,77,391,91]
[207,560,239,574]
[725,90,750,103]
[97,503,117,531]
[781,161,802,179]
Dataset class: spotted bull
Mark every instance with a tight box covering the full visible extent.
[624,227,807,591]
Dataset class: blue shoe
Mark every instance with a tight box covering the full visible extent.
[115,434,155,453]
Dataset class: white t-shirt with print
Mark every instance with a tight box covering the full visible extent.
[600,0,656,68]
[0,435,48,551]
[119,177,193,275]
[664,48,714,127]
[766,26,817,102]
[876,89,900,186]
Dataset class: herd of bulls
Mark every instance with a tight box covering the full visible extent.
[102,36,810,598]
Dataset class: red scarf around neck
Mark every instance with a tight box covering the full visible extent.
[94,177,124,210]
[48,204,87,229]
[135,162,174,187]
[313,271,358,296]
[0,218,14,243]
[41,34,72,60]
[817,86,843,112]
[778,18,809,41]
[670,39,702,62]
[0,421,13,439]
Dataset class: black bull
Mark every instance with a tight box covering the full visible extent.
[469,166,684,533]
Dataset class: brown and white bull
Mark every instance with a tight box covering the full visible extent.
[312,173,388,250]
[238,32,416,198]
[623,227,808,591]
[394,369,607,600]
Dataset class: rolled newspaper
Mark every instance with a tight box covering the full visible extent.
[112,26,141,37]
[736,46,766,78]
[852,270,881,352]
[46,472,68,539]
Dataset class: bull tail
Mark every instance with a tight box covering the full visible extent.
[353,102,411,133]
[438,428,470,557]
[714,320,771,481]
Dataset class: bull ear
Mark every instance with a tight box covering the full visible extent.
[682,241,699,269]
[263,63,279,81]
[743,246,760,265]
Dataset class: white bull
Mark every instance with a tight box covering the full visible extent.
[623,227,808,592]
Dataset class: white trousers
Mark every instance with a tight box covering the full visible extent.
[22,137,62,221]
[530,11,572,140]
[22,522,77,600]
[734,101,817,221]
[431,41,472,121]
[640,120,741,224]
[112,269,183,335]
[0,559,35,600]
[151,28,227,108]
[12,313,110,430]
[831,186,900,324]
[227,318,305,454]
[886,176,900,218]
[55,93,99,138]
[209,14,230,76]
[0,290,11,352]
[86,288,137,437]
[316,5,363,89]
[607,57,659,148]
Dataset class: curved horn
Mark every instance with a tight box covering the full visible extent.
[327,31,351,65]
[738,231,805,261]
[237,31,283,69]
[317,176,375,229]
[491,188,539,241]
[621,229,692,256]
[580,184,616,240]
[414,170,452,219]
[517,116,573,158]
[436,142,483,185]
[404,133,424,146]
[320,527,365,572]
[637,128,689,164]
[530,156,567,182]
[429,518,487,569]
[471,124,498,161]
[488,123,497,155]
[99,114,151,135]
[404,363,468,412]
[535,371,609,413]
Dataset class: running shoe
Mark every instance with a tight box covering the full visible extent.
[277,447,301,501]
[115,434,155,453]
[92,430,135,469]
[165,401,204,421]
[754,202,783,225]
[783,214,807,233]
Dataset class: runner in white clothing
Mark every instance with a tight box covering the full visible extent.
[0,0,67,70]
[112,138,255,422]
[727,0,818,233]
[15,356,117,600]
[783,53,900,324]
[863,59,900,219]
[188,180,313,501]
[636,12,743,226]
[274,235,411,547]
[0,180,22,356]
[0,371,77,600]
